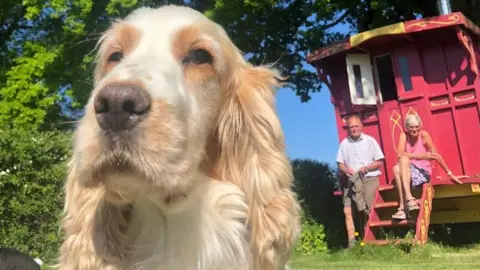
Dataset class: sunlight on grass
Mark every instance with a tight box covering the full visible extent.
[290,243,480,269]
[41,243,480,270]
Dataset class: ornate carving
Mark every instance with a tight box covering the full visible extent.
[405,14,460,30]
[456,27,479,76]
[307,41,351,62]
[454,90,476,102]
[389,110,403,152]
[430,96,450,107]
[406,106,418,116]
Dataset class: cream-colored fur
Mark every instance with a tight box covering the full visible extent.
[58,4,300,270]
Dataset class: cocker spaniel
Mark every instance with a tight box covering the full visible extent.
[58,5,301,270]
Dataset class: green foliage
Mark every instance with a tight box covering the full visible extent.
[2,0,480,129]
[0,43,61,129]
[292,158,345,250]
[294,211,328,255]
[0,128,71,262]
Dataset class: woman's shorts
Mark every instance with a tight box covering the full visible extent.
[411,163,430,187]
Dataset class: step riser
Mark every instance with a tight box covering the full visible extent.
[377,188,423,204]
[363,183,433,244]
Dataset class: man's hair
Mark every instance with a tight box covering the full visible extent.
[345,114,362,124]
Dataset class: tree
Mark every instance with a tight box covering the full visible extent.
[1,0,479,130]
[0,128,71,261]
[292,158,345,249]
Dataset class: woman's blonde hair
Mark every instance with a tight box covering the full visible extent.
[404,113,423,130]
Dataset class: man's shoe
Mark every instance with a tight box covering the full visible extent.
[348,239,357,248]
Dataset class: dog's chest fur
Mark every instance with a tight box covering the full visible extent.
[125,180,251,270]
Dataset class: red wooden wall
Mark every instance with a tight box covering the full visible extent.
[325,30,480,187]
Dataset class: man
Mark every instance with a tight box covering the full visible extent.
[336,114,385,248]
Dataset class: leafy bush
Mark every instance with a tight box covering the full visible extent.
[292,159,345,250]
[294,211,328,255]
[0,128,71,262]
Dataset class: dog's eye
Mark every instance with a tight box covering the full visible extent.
[183,49,212,65]
[108,51,123,63]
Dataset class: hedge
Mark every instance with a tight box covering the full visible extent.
[0,129,71,262]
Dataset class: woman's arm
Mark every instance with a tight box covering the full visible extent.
[422,130,438,153]
[421,131,451,173]
[416,130,462,184]
[422,131,463,184]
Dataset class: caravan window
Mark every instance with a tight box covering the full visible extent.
[398,56,413,92]
[352,64,365,98]
[374,54,398,102]
[345,54,377,105]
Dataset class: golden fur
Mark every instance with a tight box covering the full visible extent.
[58,5,300,270]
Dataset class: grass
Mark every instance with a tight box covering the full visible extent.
[41,242,480,269]
[290,243,480,269]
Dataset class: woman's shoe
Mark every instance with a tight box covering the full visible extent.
[406,197,419,212]
[392,208,407,220]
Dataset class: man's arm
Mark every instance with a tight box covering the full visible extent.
[365,160,384,172]
[336,142,354,177]
[360,137,385,174]
[338,162,354,177]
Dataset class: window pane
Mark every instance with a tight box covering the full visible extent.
[399,56,413,92]
[375,55,398,102]
[352,64,364,98]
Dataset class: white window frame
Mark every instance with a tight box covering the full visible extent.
[345,53,377,105]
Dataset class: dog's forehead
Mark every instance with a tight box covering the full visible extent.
[125,6,208,41]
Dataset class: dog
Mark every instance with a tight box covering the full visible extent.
[58,5,301,270]
[0,248,41,270]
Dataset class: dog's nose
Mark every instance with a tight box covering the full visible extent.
[94,84,151,131]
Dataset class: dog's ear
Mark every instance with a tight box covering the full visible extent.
[215,64,289,190]
[58,158,130,268]
[212,62,300,267]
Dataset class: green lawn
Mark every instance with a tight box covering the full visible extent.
[41,243,480,270]
[290,243,480,269]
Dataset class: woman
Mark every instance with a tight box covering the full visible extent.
[391,114,462,220]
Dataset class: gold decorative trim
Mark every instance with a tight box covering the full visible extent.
[350,22,405,47]
[389,110,402,152]
[472,184,480,193]
[405,14,460,29]
[420,219,426,244]
[406,106,418,116]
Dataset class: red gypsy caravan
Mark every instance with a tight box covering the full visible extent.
[307,6,480,245]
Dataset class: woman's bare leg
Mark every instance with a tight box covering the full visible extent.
[392,164,407,219]
[393,164,404,206]
[398,155,414,200]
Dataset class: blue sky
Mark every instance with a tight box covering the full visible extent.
[277,23,350,166]
[277,85,338,166]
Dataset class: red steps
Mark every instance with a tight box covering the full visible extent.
[378,185,394,191]
[374,199,422,209]
[333,183,433,245]
[369,239,416,245]
[362,183,433,245]
[333,185,394,196]
[369,219,416,228]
